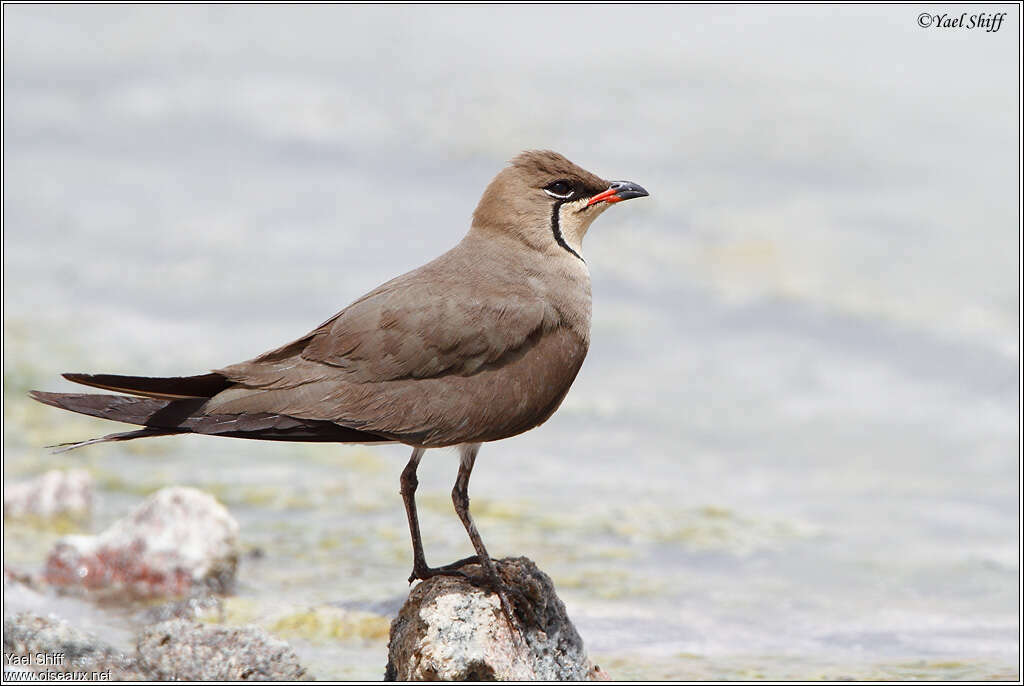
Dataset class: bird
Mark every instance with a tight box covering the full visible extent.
[29,150,649,623]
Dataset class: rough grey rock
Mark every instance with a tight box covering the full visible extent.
[44,487,239,597]
[3,469,93,519]
[136,619,310,681]
[2,612,142,679]
[3,613,310,681]
[385,556,609,681]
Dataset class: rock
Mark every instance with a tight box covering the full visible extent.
[3,613,309,681]
[385,556,609,681]
[2,612,143,679]
[3,469,93,519]
[136,619,310,681]
[44,487,239,597]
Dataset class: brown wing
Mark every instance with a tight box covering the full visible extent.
[217,278,552,386]
[204,250,587,447]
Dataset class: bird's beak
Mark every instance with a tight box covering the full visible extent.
[586,180,649,206]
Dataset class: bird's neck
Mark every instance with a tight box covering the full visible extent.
[456,230,592,344]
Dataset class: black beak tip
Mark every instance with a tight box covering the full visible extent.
[610,180,649,201]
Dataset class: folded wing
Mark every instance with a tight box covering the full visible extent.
[206,255,584,446]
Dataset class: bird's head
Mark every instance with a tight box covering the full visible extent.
[471,150,648,260]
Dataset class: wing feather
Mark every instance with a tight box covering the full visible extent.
[204,237,590,447]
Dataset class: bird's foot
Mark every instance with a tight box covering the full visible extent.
[407,555,480,584]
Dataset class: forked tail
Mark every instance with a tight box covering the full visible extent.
[28,391,197,452]
[28,373,391,450]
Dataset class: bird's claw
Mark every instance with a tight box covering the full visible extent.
[407,555,481,584]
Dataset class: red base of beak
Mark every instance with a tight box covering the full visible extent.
[586,188,623,206]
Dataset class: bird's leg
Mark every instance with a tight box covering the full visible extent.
[451,443,520,632]
[400,447,429,582]
[400,446,479,583]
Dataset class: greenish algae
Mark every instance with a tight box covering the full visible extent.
[315,534,347,551]
[92,469,170,496]
[552,567,664,599]
[416,492,455,515]
[304,444,389,476]
[418,493,532,522]
[214,596,263,626]
[2,512,88,535]
[593,654,1020,682]
[270,607,390,642]
[2,518,82,568]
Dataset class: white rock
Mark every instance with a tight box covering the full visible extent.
[386,557,608,681]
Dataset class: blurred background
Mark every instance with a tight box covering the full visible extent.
[3,4,1019,680]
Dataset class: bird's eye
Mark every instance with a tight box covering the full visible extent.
[543,180,574,199]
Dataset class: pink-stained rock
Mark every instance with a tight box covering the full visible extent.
[44,487,239,597]
[4,469,93,519]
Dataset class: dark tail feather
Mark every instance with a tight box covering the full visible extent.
[29,390,194,453]
[48,428,182,453]
[28,390,203,426]
[61,372,229,400]
[28,390,392,447]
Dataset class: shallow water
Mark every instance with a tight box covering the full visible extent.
[3,5,1019,680]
